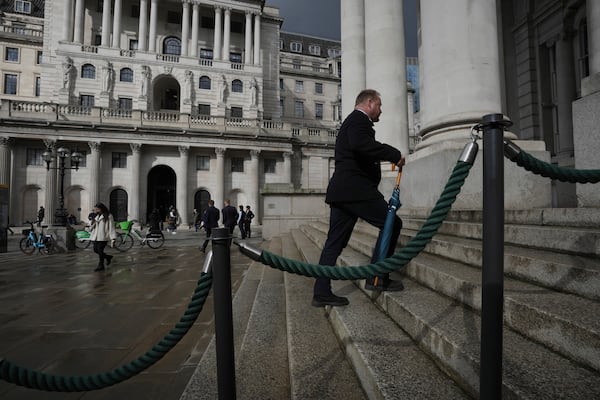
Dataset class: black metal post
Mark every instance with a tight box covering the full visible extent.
[211,227,236,400]
[55,155,68,226]
[480,113,510,398]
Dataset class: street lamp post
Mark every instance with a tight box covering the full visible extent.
[43,146,83,226]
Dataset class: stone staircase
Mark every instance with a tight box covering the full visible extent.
[180,209,600,399]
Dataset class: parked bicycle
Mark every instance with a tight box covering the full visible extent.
[114,220,165,251]
[73,225,92,249]
[19,221,56,255]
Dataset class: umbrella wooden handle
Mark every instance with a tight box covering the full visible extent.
[392,163,403,187]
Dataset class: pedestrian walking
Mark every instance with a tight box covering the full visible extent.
[312,89,406,308]
[37,206,45,227]
[222,199,238,235]
[167,206,179,234]
[244,205,254,238]
[89,203,117,272]
[200,200,220,253]
[237,205,247,239]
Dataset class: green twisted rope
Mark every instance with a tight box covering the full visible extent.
[509,148,600,184]
[0,272,213,392]
[260,161,473,278]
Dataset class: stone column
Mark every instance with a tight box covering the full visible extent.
[181,0,191,57]
[73,0,85,43]
[138,0,148,51]
[364,0,408,154]
[213,7,223,60]
[112,0,123,48]
[88,142,101,209]
[101,0,112,47]
[245,12,253,65]
[283,151,292,185]
[588,0,600,78]
[400,0,550,210]
[63,0,74,42]
[177,146,190,227]
[222,8,231,62]
[253,13,261,65]
[148,0,158,52]
[0,137,11,187]
[215,147,225,210]
[340,0,365,117]
[556,35,576,154]
[43,140,57,224]
[249,150,260,221]
[190,1,200,57]
[129,143,142,222]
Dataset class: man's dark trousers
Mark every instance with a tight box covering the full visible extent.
[314,197,402,297]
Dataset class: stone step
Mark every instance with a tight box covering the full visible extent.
[343,219,600,302]
[296,224,600,398]
[290,228,470,399]
[283,231,367,400]
[303,221,600,373]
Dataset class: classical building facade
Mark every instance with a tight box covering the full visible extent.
[342,0,599,210]
[0,0,343,227]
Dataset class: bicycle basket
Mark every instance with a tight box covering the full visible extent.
[119,221,133,231]
[75,230,90,239]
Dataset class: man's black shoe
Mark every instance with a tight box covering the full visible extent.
[94,266,105,272]
[365,277,404,292]
[312,294,349,307]
[106,255,113,266]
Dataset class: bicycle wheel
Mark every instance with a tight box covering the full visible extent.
[19,237,36,255]
[146,231,165,249]
[114,233,134,252]
[40,235,55,255]
[74,236,92,249]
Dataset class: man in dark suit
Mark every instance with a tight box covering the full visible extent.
[200,200,220,253]
[312,89,406,308]
[222,199,238,234]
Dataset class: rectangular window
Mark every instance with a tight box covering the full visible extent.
[315,82,323,94]
[129,39,138,50]
[118,97,132,110]
[13,23,26,35]
[112,152,127,168]
[280,98,284,116]
[131,4,139,18]
[35,76,41,96]
[231,157,244,172]
[294,80,304,93]
[26,148,43,166]
[231,21,243,34]
[293,60,301,70]
[294,101,304,118]
[5,47,19,62]
[196,155,210,171]
[264,158,276,174]
[230,106,243,118]
[36,51,43,64]
[94,35,102,46]
[197,104,211,115]
[279,39,284,50]
[15,0,31,14]
[167,11,181,24]
[279,78,283,90]
[4,74,17,95]
[200,48,213,59]
[312,62,321,72]
[201,16,215,29]
[315,103,323,120]
[308,44,321,56]
[230,52,242,63]
[97,0,103,12]
[290,42,302,53]
[80,94,95,107]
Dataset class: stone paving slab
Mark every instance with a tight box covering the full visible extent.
[0,229,260,400]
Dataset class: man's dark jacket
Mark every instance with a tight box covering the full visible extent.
[203,206,220,229]
[326,109,402,204]
[222,205,238,228]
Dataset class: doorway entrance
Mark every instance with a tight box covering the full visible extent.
[147,165,176,223]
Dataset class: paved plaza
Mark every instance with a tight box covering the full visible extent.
[0,228,261,399]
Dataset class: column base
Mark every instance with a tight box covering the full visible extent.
[393,139,552,210]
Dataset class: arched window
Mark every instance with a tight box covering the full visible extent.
[109,188,128,222]
[120,67,133,82]
[163,37,181,55]
[231,79,243,93]
[81,64,96,79]
[199,75,211,90]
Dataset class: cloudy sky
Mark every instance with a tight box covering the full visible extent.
[265,0,418,57]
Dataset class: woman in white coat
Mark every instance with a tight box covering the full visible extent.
[89,202,117,271]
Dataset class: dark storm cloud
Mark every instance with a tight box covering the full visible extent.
[265,0,418,57]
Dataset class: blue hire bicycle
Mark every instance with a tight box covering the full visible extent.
[19,221,56,255]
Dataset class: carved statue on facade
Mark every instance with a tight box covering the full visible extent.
[62,56,74,90]
[141,65,151,98]
[249,77,258,107]
[184,70,193,104]
[102,61,114,94]
[218,74,227,104]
